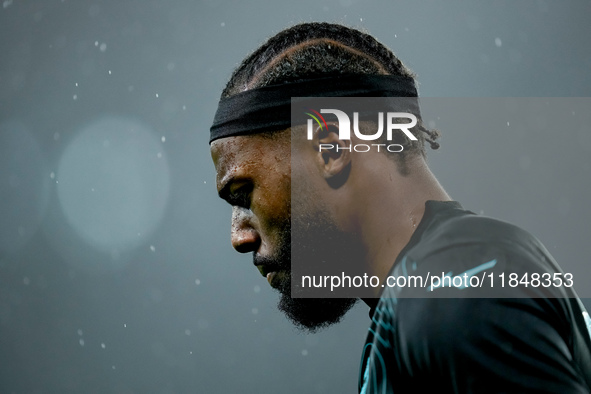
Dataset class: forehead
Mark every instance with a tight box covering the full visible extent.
[210,134,289,187]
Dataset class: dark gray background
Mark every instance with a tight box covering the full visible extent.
[1,1,590,393]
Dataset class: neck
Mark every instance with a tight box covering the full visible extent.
[346,153,450,297]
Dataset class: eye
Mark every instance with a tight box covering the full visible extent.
[227,184,253,209]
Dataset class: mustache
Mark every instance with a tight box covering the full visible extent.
[252,238,291,272]
[253,252,290,271]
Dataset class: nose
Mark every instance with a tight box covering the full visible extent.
[230,207,260,253]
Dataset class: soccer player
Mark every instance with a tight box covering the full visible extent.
[209,22,591,393]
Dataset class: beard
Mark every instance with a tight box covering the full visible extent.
[254,203,361,333]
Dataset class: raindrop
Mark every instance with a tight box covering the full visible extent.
[50,172,55,179]
[23,277,30,285]
[73,94,77,100]
[184,329,191,336]
[155,93,159,98]
[220,22,225,27]
[79,339,85,346]
[251,308,258,315]
[77,329,83,336]
[149,245,155,252]
[101,343,106,349]
[161,136,166,143]
[301,349,308,356]
[195,279,201,285]
[494,37,502,47]
[99,43,107,52]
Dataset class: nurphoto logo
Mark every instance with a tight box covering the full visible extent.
[305,108,418,153]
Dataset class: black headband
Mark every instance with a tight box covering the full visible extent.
[210,74,420,143]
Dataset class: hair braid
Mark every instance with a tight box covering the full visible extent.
[221,22,440,156]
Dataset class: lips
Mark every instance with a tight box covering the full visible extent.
[255,261,280,277]
[266,271,277,286]
[253,253,286,288]
[266,270,288,289]
[255,263,283,288]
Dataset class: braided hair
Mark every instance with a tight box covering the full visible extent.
[221,22,440,156]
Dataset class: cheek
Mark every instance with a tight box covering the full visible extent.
[290,146,323,201]
[291,165,322,221]
[251,187,291,246]
[261,163,292,221]
[259,183,291,226]
[252,143,293,231]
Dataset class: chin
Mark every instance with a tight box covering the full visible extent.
[276,274,358,332]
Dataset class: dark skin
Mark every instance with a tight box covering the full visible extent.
[212,122,451,302]
[211,131,291,287]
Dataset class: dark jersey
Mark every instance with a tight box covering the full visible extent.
[358,201,591,393]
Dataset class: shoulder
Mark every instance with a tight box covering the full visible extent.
[405,212,560,278]
[418,212,543,256]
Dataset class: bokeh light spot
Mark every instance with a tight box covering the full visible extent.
[57,116,170,253]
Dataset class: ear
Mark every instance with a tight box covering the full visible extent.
[316,121,352,181]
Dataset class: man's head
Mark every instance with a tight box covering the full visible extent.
[211,22,439,331]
